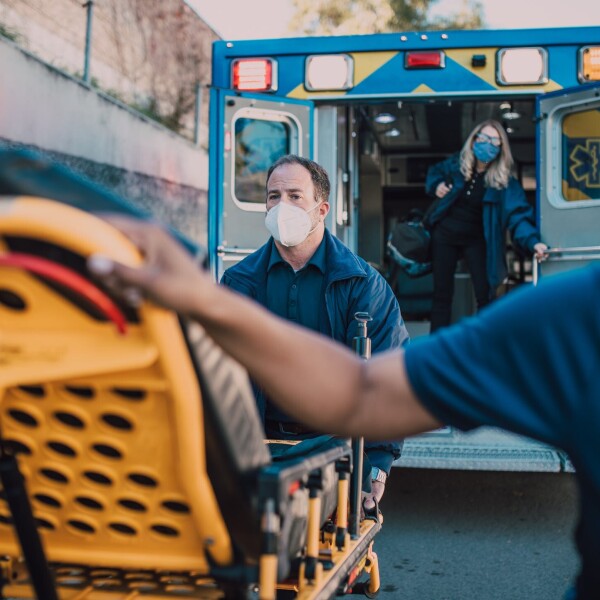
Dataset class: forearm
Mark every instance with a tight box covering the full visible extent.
[189,284,439,440]
[87,217,440,442]
[189,283,366,435]
[189,283,439,439]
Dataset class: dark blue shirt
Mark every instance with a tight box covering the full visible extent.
[405,265,600,600]
[266,237,328,332]
[265,238,328,423]
[437,170,485,242]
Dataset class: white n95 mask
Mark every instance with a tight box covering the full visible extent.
[265,202,321,247]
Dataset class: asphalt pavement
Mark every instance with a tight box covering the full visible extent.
[374,468,578,600]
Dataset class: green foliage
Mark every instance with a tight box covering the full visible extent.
[127,96,191,134]
[92,83,184,135]
[289,0,485,36]
[424,0,486,31]
[289,0,394,35]
[0,22,23,43]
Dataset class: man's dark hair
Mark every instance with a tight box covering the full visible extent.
[266,155,331,204]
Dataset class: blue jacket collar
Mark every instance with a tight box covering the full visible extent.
[229,229,367,303]
[267,234,328,274]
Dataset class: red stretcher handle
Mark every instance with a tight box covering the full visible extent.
[0,252,127,334]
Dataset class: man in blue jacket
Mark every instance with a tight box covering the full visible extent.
[221,155,409,510]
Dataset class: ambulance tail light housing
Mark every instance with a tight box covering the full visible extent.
[497,48,548,85]
[232,58,277,92]
[305,54,354,91]
[579,46,600,82]
[405,51,445,69]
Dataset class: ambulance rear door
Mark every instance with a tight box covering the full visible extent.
[209,90,313,279]
[537,82,600,279]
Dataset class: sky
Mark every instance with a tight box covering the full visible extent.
[188,0,600,40]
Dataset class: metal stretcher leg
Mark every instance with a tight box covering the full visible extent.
[259,499,279,600]
[299,471,324,591]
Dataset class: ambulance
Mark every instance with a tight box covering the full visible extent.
[208,26,600,471]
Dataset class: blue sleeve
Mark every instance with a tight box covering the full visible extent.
[503,179,540,253]
[345,267,410,352]
[220,269,257,298]
[425,154,458,197]
[405,266,600,453]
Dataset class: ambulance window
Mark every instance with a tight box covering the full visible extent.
[561,107,600,202]
[234,117,291,205]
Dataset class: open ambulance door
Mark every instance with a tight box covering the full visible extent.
[537,82,600,280]
[208,91,314,280]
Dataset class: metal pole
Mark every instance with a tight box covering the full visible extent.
[349,312,372,538]
[83,0,95,84]
[193,82,202,145]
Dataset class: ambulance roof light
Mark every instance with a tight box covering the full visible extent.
[579,46,600,83]
[405,51,445,69]
[497,48,548,85]
[232,58,277,92]
[305,54,354,91]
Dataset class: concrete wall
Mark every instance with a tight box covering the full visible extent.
[0,0,217,142]
[0,38,208,245]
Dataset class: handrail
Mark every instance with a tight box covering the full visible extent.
[217,245,257,257]
[533,245,600,285]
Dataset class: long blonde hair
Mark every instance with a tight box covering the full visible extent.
[459,119,513,190]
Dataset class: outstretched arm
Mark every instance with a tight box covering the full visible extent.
[88,217,441,441]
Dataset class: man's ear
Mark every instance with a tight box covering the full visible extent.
[319,201,330,220]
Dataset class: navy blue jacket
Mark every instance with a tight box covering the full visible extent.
[425,154,541,289]
[221,228,409,473]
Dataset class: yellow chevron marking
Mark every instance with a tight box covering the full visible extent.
[563,109,600,137]
[287,84,347,99]
[446,48,497,87]
[524,79,562,92]
[286,47,565,98]
[352,51,398,85]
[411,83,435,94]
[287,51,397,99]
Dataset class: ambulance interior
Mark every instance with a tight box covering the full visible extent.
[352,98,537,325]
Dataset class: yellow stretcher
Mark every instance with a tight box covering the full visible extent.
[0,197,382,599]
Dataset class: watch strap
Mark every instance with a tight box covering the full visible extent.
[370,467,387,484]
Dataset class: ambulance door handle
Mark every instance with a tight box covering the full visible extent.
[533,245,600,285]
[336,170,349,226]
[217,245,257,257]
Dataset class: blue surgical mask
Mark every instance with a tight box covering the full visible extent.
[473,141,500,163]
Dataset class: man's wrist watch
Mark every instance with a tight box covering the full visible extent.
[371,467,387,484]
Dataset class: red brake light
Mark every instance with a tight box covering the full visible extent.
[232,59,276,91]
[405,51,445,69]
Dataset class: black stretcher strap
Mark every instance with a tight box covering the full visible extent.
[0,452,59,600]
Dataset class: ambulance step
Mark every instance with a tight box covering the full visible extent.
[394,427,573,473]
[396,441,562,471]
